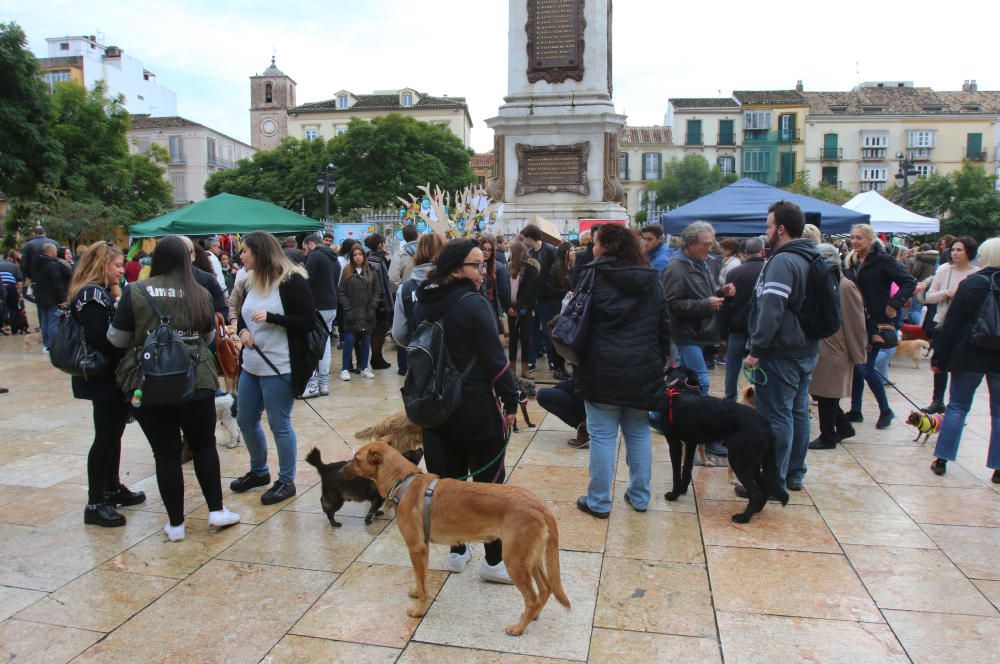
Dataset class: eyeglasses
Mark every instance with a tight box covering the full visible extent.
[462,262,487,271]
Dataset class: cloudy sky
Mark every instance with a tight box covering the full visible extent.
[6,0,994,153]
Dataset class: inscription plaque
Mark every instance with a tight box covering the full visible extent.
[526,0,586,84]
[515,143,590,196]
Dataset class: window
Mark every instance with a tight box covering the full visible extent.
[822,133,839,160]
[830,105,847,113]
[859,166,888,191]
[168,135,184,162]
[60,42,69,50]
[207,138,217,164]
[642,153,662,180]
[913,164,935,178]
[962,104,982,112]
[778,114,797,141]
[743,110,771,130]
[338,95,348,109]
[742,150,770,174]
[685,119,702,145]
[966,133,984,159]
[778,152,795,185]
[821,166,838,186]
[907,130,935,148]
[304,128,318,141]
[335,127,348,136]
[717,156,735,175]
[619,152,629,180]
[136,137,150,153]
[718,120,735,145]
[42,70,71,90]
[170,174,186,202]
[265,83,272,103]
[402,93,413,107]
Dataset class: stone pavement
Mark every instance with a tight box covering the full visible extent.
[0,333,997,663]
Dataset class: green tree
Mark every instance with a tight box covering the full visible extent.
[885,162,1000,240]
[645,154,737,209]
[783,170,854,205]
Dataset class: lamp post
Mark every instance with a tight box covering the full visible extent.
[316,162,336,222]
[646,190,657,225]
[894,151,917,207]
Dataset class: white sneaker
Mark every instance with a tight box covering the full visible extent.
[318,381,329,396]
[446,547,472,573]
[361,368,375,379]
[301,384,320,399]
[208,507,241,529]
[340,370,351,381]
[164,522,185,542]
[479,560,514,584]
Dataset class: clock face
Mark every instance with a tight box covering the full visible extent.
[261,119,277,135]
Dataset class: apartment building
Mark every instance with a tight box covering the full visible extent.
[666,98,741,179]
[618,125,676,217]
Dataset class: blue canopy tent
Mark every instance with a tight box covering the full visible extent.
[659,178,869,235]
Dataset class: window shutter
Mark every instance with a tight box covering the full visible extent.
[655,153,662,180]
[967,133,983,159]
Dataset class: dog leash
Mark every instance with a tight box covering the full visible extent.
[869,365,925,413]
[742,365,768,385]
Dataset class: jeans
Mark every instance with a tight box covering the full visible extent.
[931,330,948,403]
[537,379,585,429]
[584,401,651,513]
[341,330,371,371]
[851,349,891,413]
[756,355,818,487]
[724,333,748,401]
[396,347,408,374]
[676,343,710,394]
[313,309,336,386]
[39,305,57,349]
[875,347,896,383]
[934,372,1000,470]
[237,370,298,484]
[532,300,551,362]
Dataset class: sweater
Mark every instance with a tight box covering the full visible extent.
[926,262,978,325]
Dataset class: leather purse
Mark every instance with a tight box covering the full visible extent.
[551,268,595,365]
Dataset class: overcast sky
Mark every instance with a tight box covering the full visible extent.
[6,0,994,153]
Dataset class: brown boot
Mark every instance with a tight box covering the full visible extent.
[568,422,590,449]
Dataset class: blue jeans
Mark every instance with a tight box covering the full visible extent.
[584,401,651,513]
[531,300,552,362]
[39,305,57,349]
[851,349,891,413]
[724,333,748,401]
[875,347,896,384]
[934,372,1000,470]
[342,330,371,371]
[237,371,298,484]
[756,355,818,487]
[676,343,710,394]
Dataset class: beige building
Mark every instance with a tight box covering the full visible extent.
[249,57,296,152]
[129,116,256,205]
[618,126,676,219]
[666,98,741,180]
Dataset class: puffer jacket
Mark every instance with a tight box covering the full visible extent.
[575,257,671,410]
[845,241,916,336]
[338,266,381,332]
[662,252,719,345]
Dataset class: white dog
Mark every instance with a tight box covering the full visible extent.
[215,393,241,448]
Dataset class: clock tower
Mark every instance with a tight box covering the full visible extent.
[250,56,295,151]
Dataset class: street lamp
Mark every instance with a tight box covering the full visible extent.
[316,162,336,222]
[894,151,917,207]
[646,190,657,224]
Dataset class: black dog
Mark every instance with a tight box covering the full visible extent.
[305,446,424,527]
[657,366,788,523]
[513,378,537,433]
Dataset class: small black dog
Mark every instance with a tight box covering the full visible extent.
[657,366,788,523]
[305,446,424,527]
[10,301,29,334]
[514,378,537,433]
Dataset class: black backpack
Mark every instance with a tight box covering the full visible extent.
[782,244,842,340]
[134,286,199,405]
[400,279,419,339]
[400,291,478,428]
[971,272,1000,350]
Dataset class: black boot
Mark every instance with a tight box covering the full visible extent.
[107,484,147,507]
[922,400,945,414]
[808,436,837,450]
[84,503,126,527]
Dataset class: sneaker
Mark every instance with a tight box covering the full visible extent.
[230,471,271,493]
[624,492,647,513]
[787,477,804,491]
[301,384,320,399]
[164,521,185,542]
[106,484,147,507]
[876,409,894,430]
[318,382,330,396]
[340,370,351,381]
[260,480,296,505]
[208,507,241,528]
[446,546,472,573]
[479,559,514,584]
[83,503,126,527]
[576,495,610,519]
[528,363,536,374]
[361,368,375,379]
[846,411,864,423]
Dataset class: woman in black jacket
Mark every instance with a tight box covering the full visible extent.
[506,241,540,378]
[233,231,316,506]
[337,244,381,380]
[68,243,146,527]
[415,239,519,583]
[547,242,575,380]
[575,225,671,518]
[844,224,917,429]
[928,238,1000,484]
[478,235,511,335]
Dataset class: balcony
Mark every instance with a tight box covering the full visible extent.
[820,147,843,161]
[965,148,987,161]
[717,134,736,146]
[820,179,843,189]
[685,133,703,146]
[777,128,800,142]
[908,148,933,161]
[861,148,887,161]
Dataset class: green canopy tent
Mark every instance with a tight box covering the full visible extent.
[129,193,323,238]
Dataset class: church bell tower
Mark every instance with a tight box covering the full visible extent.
[250,56,296,151]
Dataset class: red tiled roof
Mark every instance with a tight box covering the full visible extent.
[733,90,807,105]
[670,97,739,109]
[471,152,494,169]
[621,126,672,145]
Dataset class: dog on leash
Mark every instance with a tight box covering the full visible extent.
[342,441,571,635]
[907,410,944,444]
[354,411,424,453]
[657,366,788,524]
[893,339,931,369]
[514,378,537,433]
[214,393,240,448]
[306,446,424,527]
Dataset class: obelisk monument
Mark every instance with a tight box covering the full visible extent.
[486,0,627,235]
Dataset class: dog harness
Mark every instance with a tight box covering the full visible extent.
[915,412,944,435]
[385,474,438,543]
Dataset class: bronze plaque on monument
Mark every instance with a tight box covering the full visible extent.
[526,0,586,84]
[515,143,590,195]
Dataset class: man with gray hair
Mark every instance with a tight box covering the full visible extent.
[302,232,341,397]
[662,221,734,457]
[204,238,228,294]
[718,236,766,401]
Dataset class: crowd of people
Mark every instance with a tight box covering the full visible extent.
[3,209,998,557]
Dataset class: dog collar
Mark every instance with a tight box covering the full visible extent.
[385,473,419,510]
[384,473,438,543]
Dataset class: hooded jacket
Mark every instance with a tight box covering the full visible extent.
[338,265,381,332]
[747,238,820,360]
[662,251,720,345]
[647,241,674,278]
[304,245,341,311]
[575,257,671,410]
[388,240,418,294]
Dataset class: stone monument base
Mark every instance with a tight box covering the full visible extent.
[496,202,627,237]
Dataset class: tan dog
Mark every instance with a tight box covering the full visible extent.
[893,339,931,369]
[342,441,570,635]
[354,411,424,453]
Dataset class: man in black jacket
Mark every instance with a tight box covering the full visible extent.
[364,233,394,370]
[718,237,765,401]
[521,223,557,370]
[19,226,50,284]
[302,232,341,397]
[32,242,72,350]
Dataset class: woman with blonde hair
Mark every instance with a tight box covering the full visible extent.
[232,231,316,505]
[68,242,146,527]
[337,242,381,380]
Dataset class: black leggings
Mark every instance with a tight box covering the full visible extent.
[508,311,534,370]
[423,425,507,566]
[88,399,130,504]
[133,396,223,526]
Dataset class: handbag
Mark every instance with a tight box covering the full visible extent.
[551,268,595,365]
[304,309,332,375]
[49,307,110,380]
[214,313,239,379]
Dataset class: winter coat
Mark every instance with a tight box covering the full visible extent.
[388,241,418,295]
[338,266,381,332]
[845,241,917,338]
[932,267,1000,374]
[910,250,938,281]
[193,265,228,318]
[719,256,764,338]
[366,251,393,316]
[304,245,341,311]
[32,254,72,307]
[19,236,50,280]
[662,252,720,345]
[647,242,673,278]
[575,257,671,410]
[810,277,868,399]
[531,243,559,305]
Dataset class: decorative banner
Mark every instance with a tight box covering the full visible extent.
[415,220,427,233]
[331,223,371,246]
[395,229,404,241]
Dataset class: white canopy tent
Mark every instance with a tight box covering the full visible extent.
[842,190,939,234]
